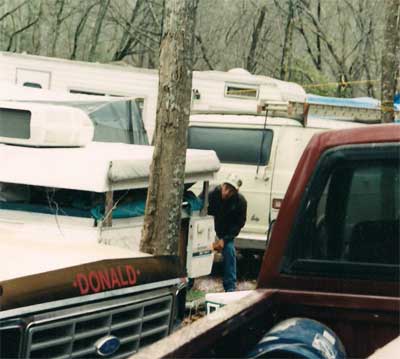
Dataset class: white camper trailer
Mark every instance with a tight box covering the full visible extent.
[0,52,307,139]
[0,51,159,137]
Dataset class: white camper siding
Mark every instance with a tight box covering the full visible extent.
[0,52,159,138]
[192,69,306,115]
[0,55,17,84]
[0,52,309,140]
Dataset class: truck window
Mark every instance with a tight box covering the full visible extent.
[283,144,399,281]
[188,126,273,165]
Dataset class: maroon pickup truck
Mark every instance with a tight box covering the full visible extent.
[134,124,399,359]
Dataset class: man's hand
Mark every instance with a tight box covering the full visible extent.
[212,238,224,252]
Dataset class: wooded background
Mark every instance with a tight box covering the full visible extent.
[0,0,398,97]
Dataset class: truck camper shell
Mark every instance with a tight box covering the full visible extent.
[0,101,219,262]
[0,82,149,145]
[0,102,220,358]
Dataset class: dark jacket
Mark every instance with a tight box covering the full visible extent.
[207,185,247,241]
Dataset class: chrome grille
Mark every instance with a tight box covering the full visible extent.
[25,295,173,358]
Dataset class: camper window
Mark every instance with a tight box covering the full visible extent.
[70,89,107,96]
[188,126,273,165]
[70,89,124,98]
[0,108,31,139]
[225,83,258,99]
[23,82,42,89]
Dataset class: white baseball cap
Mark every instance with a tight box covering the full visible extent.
[223,173,243,191]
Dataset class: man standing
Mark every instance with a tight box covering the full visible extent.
[208,174,247,292]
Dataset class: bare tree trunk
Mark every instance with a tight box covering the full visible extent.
[6,2,42,52]
[381,0,400,123]
[140,0,196,256]
[246,5,266,74]
[70,2,97,60]
[87,0,110,62]
[112,0,143,61]
[50,0,66,56]
[280,0,296,81]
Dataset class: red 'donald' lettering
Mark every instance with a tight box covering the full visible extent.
[73,265,141,295]
[73,273,89,295]
[88,271,101,293]
[126,265,137,285]
[98,270,111,290]
[117,266,128,286]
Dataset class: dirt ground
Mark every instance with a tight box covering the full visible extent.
[184,253,262,324]
[189,252,262,296]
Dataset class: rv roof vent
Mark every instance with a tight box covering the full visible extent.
[0,101,94,147]
[227,68,252,76]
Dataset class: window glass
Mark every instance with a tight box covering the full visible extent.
[0,109,31,139]
[188,126,273,165]
[23,82,42,89]
[225,84,258,99]
[70,89,106,96]
[283,146,399,281]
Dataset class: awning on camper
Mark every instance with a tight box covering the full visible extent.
[0,142,220,192]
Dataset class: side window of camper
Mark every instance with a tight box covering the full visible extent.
[225,83,258,99]
[188,126,273,165]
[23,82,42,89]
[70,89,106,96]
[70,89,124,97]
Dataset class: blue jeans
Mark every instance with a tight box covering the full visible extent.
[222,239,236,292]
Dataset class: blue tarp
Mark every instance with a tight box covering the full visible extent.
[0,202,92,217]
[0,191,204,220]
[91,191,203,220]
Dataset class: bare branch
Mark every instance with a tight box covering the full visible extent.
[0,0,28,22]
[70,1,99,59]
[6,4,42,52]
[195,33,214,70]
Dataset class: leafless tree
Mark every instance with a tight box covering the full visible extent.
[246,5,268,74]
[48,0,75,56]
[0,0,393,99]
[70,1,98,60]
[381,0,400,122]
[140,0,196,256]
[87,0,110,61]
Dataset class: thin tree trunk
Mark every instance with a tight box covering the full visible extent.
[87,0,110,62]
[246,6,266,74]
[316,0,321,69]
[381,0,400,123]
[112,0,143,61]
[140,0,196,256]
[70,2,98,60]
[280,0,295,81]
[50,0,65,56]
